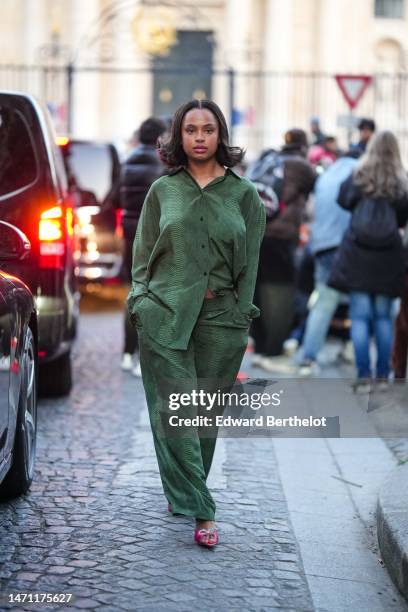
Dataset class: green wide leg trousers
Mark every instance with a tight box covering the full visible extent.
[137,292,249,520]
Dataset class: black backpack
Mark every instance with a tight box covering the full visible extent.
[350,196,399,249]
[246,150,285,220]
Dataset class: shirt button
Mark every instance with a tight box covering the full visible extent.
[201,244,205,248]
[203,272,207,276]
[200,216,204,221]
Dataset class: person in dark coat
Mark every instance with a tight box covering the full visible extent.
[392,238,408,380]
[120,117,167,375]
[349,118,376,157]
[329,131,408,392]
[251,129,316,369]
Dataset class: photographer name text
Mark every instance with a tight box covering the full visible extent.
[167,415,327,428]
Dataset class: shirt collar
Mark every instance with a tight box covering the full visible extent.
[226,167,242,179]
[168,165,242,179]
[167,165,184,176]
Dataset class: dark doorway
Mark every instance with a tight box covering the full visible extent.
[153,30,214,117]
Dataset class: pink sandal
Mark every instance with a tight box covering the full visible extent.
[194,526,219,548]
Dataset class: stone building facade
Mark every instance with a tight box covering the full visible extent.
[1,0,408,157]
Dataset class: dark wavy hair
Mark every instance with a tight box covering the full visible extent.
[158,99,245,168]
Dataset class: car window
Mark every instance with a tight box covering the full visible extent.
[64,143,114,205]
[42,107,68,199]
[0,107,38,198]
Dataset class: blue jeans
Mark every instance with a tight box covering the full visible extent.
[349,292,394,379]
[298,250,341,362]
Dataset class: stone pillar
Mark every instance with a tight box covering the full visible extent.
[224,0,254,149]
[318,0,375,73]
[23,0,48,64]
[69,0,101,138]
[99,0,151,146]
[317,0,362,145]
[262,0,295,150]
[317,0,342,73]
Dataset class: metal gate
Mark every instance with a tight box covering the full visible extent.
[1,64,408,162]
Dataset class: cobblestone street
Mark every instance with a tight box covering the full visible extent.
[0,307,314,612]
[1,298,407,612]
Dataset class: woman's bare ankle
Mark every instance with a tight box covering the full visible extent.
[196,519,215,529]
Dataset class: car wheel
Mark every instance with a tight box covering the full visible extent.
[0,327,37,500]
[38,350,72,397]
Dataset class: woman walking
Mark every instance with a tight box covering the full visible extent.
[329,131,408,392]
[126,99,265,547]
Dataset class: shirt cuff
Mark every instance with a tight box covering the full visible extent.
[126,290,147,313]
[236,303,261,322]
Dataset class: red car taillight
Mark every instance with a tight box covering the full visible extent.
[115,208,123,238]
[39,205,70,269]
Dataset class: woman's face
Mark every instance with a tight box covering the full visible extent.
[181,108,220,163]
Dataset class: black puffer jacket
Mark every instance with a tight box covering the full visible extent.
[120,144,164,241]
[258,146,316,283]
[328,175,408,297]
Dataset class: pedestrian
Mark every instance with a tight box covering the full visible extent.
[251,128,316,370]
[350,118,376,157]
[308,135,340,171]
[281,242,315,357]
[295,152,358,375]
[392,229,408,381]
[328,131,408,392]
[120,117,167,376]
[310,116,326,145]
[126,99,265,547]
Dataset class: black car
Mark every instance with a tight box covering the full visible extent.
[58,138,123,284]
[0,92,79,396]
[0,221,38,499]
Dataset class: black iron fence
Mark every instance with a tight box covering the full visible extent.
[1,64,408,161]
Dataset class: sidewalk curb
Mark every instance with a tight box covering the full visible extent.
[377,462,408,599]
